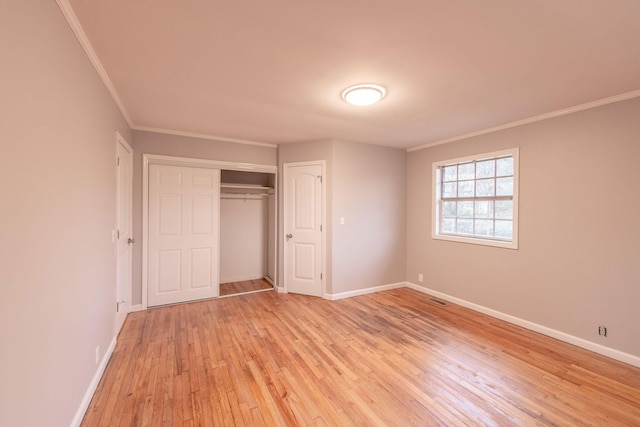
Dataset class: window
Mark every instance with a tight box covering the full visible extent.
[432,148,519,249]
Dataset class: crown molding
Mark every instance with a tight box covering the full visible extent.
[132,126,277,148]
[56,0,132,127]
[407,89,640,152]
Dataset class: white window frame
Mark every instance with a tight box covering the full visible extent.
[432,148,519,249]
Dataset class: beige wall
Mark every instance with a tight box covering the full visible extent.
[0,1,131,426]
[332,141,406,294]
[220,198,268,283]
[131,130,277,304]
[278,139,407,295]
[406,97,640,358]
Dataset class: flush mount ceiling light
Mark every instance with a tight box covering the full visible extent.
[341,84,386,106]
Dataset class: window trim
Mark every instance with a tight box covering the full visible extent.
[431,148,519,250]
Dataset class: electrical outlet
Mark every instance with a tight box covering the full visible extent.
[418,273,423,282]
[95,345,100,364]
[598,326,607,337]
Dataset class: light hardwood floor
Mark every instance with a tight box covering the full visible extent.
[220,278,273,297]
[82,288,640,426]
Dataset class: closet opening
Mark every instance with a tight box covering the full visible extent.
[219,170,276,297]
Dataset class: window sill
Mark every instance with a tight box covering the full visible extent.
[432,233,518,250]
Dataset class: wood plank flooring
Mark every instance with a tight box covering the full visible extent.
[220,278,273,297]
[82,288,640,426]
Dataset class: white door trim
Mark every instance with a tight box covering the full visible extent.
[115,132,132,333]
[142,154,277,310]
[144,154,278,173]
[282,160,326,298]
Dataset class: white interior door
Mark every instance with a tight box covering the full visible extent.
[148,164,220,307]
[115,134,132,334]
[284,162,323,297]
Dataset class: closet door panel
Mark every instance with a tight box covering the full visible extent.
[148,164,220,307]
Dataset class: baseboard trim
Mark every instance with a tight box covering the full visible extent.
[70,336,117,427]
[325,282,406,301]
[405,282,640,369]
[129,304,143,313]
[276,286,286,293]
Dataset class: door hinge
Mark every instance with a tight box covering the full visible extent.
[320,224,323,232]
[117,230,120,239]
[116,302,120,312]
[318,175,322,183]
[320,273,323,280]
[117,157,120,166]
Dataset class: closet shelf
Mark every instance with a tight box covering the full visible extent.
[220,183,274,194]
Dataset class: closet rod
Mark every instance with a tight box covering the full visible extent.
[220,193,270,200]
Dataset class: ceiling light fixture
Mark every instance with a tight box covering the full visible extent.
[341,84,386,106]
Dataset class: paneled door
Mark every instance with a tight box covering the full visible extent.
[148,164,220,307]
[284,162,323,297]
[115,134,132,333]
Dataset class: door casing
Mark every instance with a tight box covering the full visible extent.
[142,154,277,310]
[115,132,133,334]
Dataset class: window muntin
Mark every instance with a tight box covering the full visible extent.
[433,148,519,249]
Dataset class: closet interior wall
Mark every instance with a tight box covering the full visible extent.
[219,170,276,285]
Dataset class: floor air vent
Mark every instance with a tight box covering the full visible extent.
[428,298,448,307]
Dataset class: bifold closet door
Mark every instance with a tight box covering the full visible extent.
[148,164,220,307]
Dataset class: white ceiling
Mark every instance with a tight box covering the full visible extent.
[66,0,640,149]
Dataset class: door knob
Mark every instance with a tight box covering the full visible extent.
[286,234,293,240]
[127,238,135,245]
